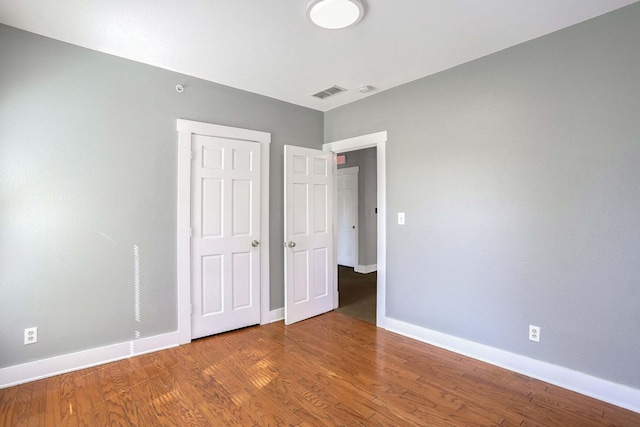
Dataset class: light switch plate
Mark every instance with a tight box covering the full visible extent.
[398,212,405,225]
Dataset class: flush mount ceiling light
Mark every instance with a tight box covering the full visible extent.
[307,0,365,30]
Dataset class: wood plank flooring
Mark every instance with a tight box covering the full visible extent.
[1,311,639,426]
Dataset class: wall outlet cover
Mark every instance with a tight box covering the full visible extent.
[24,327,38,345]
[529,325,540,342]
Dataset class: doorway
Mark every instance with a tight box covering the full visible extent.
[335,149,376,323]
[324,131,387,328]
[176,119,271,344]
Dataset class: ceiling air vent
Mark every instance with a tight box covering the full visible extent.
[312,85,346,99]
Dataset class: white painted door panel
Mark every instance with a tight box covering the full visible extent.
[337,168,358,267]
[191,134,260,338]
[284,145,335,325]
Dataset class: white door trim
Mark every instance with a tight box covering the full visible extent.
[337,166,359,267]
[177,119,271,345]
[323,131,387,328]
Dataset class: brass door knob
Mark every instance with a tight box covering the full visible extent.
[287,241,296,248]
[252,240,260,247]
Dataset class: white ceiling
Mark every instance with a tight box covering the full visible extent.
[1,0,637,112]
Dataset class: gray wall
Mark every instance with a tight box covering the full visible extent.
[0,24,322,368]
[338,148,377,266]
[325,3,640,389]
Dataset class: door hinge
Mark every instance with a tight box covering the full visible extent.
[190,304,193,314]
[189,228,193,238]
[190,150,194,161]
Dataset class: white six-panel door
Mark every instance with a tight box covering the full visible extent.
[191,134,261,338]
[337,167,358,267]
[284,145,335,325]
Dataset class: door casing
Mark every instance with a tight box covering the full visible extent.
[177,119,271,344]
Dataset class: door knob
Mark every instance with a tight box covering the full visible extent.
[287,241,296,248]
[252,240,260,247]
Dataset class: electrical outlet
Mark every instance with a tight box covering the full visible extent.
[24,327,37,345]
[529,325,540,342]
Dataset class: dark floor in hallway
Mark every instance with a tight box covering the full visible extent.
[335,265,376,324]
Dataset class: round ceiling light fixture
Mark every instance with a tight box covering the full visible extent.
[307,0,365,30]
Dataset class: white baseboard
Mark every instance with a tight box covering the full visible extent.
[383,316,640,414]
[0,331,180,389]
[355,263,377,274]
[269,308,284,323]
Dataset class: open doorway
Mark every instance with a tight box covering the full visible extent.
[324,130,387,328]
[334,148,377,324]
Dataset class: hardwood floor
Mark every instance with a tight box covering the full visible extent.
[1,312,639,426]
